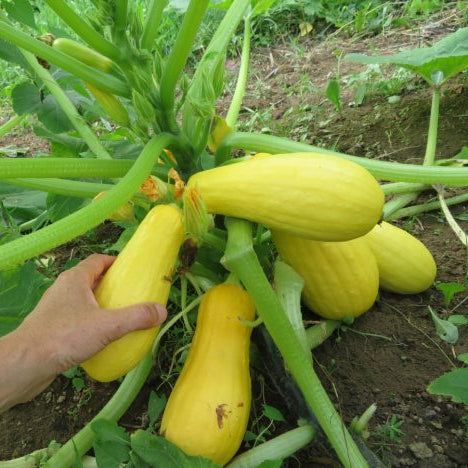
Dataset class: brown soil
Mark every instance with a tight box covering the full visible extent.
[1,20,468,468]
[0,117,50,157]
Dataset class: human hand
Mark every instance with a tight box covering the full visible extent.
[0,254,167,412]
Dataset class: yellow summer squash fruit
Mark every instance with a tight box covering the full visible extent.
[160,283,255,465]
[81,204,184,382]
[363,221,437,294]
[186,152,384,241]
[273,231,379,320]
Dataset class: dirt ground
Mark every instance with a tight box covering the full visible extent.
[1,18,468,467]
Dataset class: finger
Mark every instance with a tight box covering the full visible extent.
[72,254,116,288]
[98,302,167,343]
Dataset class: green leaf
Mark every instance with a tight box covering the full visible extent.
[91,419,131,445]
[0,182,47,223]
[0,38,30,68]
[262,404,285,422]
[12,82,42,116]
[447,315,468,326]
[325,79,341,111]
[34,126,88,156]
[130,430,220,467]
[93,441,130,468]
[345,28,468,85]
[148,391,167,428]
[457,353,468,364]
[128,452,152,468]
[0,262,52,336]
[435,282,467,307]
[2,0,37,29]
[37,94,73,133]
[454,146,468,159]
[47,194,88,222]
[427,368,468,404]
[428,307,458,344]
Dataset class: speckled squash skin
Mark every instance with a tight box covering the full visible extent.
[81,204,184,382]
[186,152,384,241]
[363,221,437,294]
[273,231,379,320]
[160,284,255,465]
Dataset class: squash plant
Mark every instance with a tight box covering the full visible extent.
[0,1,468,467]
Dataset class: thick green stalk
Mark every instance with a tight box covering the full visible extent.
[423,88,440,166]
[0,21,129,97]
[383,193,419,219]
[223,218,367,468]
[141,0,168,51]
[2,451,96,467]
[273,260,310,362]
[44,0,121,60]
[0,134,176,270]
[383,88,440,216]
[388,192,468,220]
[227,423,316,468]
[0,158,133,179]
[2,178,113,198]
[114,0,128,37]
[381,182,429,195]
[225,15,251,128]
[44,354,153,467]
[0,158,171,180]
[437,189,468,246]
[215,132,468,186]
[0,115,27,138]
[196,0,249,77]
[306,320,341,350]
[159,0,210,131]
[21,51,112,160]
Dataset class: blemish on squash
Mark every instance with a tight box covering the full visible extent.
[237,402,244,407]
[216,404,228,429]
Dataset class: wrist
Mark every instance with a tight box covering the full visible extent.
[0,326,58,413]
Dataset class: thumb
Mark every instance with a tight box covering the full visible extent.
[98,302,167,344]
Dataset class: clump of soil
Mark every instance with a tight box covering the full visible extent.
[1,22,468,467]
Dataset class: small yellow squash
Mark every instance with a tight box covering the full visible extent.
[273,231,379,320]
[186,152,384,241]
[363,221,437,294]
[81,204,184,382]
[160,283,255,465]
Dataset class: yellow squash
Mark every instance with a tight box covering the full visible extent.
[160,283,255,465]
[186,152,384,241]
[273,231,379,320]
[81,204,184,382]
[363,221,437,294]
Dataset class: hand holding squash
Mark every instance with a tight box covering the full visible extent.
[0,254,167,413]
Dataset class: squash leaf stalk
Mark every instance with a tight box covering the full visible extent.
[159,0,210,133]
[21,50,112,160]
[141,0,169,51]
[0,134,177,270]
[0,22,128,97]
[225,14,251,129]
[227,421,316,468]
[0,158,136,179]
[215,132,468,186]
[222,218,368,468]
[43,0,121,60]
